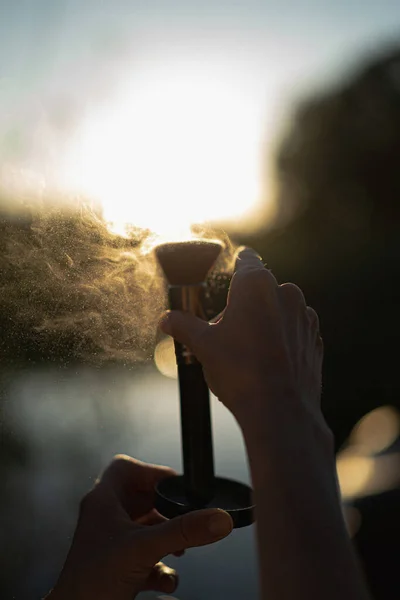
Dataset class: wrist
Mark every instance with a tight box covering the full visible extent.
[234,394,335,473]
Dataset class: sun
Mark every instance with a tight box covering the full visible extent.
[61,63,267,236]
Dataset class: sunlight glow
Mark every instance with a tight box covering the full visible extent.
[61,64,267,236]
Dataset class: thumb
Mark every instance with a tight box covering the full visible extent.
[159,310,210,354]
[139,508,233,562]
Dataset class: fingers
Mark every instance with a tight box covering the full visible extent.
[138,508,233,562]
[98,455,177,517]
[159,310,210,356]
[279,285,322,341]
[100,455,177,493]
[143,561,178,594]
[159,247,270,346]
[227,247,278,312]
[233,247,277,288]
[136,508,168,526]
[279,283,307,308]
[234,246,264,273]
[138,511,187,555]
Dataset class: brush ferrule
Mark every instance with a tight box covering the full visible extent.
[168,283,206,366]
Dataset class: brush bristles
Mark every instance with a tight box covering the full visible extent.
[155,240,223,285]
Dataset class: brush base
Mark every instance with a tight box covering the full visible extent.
[155,475,255,529]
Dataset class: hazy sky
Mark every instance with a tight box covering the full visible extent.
[0,1,399,227]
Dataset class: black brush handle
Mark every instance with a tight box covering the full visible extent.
[175,345,215,506]
[168,284,216,506]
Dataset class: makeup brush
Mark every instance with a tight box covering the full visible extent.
[154,239,254,528]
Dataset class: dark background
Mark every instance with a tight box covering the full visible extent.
[1,44,400,599]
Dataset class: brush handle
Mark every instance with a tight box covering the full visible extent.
[168,284,215,506]
[175,345,215,506]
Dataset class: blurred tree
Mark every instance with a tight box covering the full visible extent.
[276,46,400,239]
[240,46,400,448]
[236,48,400,599]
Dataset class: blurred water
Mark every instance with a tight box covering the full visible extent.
[0,365,259,599]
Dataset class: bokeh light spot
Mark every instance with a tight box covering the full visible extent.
[350,405,400,454]
[336,451,375,500]
[154,337,178,379]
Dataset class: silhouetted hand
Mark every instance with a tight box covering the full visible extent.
[48,455,233,600]
[160,246,327,443]
[159,247,373,600]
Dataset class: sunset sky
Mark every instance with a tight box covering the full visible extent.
[1,1,399,231]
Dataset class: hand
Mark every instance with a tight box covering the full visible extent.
[49,455,233,600]
[159,247,372,600]
[160,246,327,441]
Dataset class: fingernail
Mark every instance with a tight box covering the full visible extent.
[207,511,233,536]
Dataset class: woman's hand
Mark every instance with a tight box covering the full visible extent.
[48,455,233,600]
[160,247,372,600]
[160,246,326,440]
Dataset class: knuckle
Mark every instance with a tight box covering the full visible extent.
[100,454,138,488]
[110,454,129,469]
[99,457,122,484]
